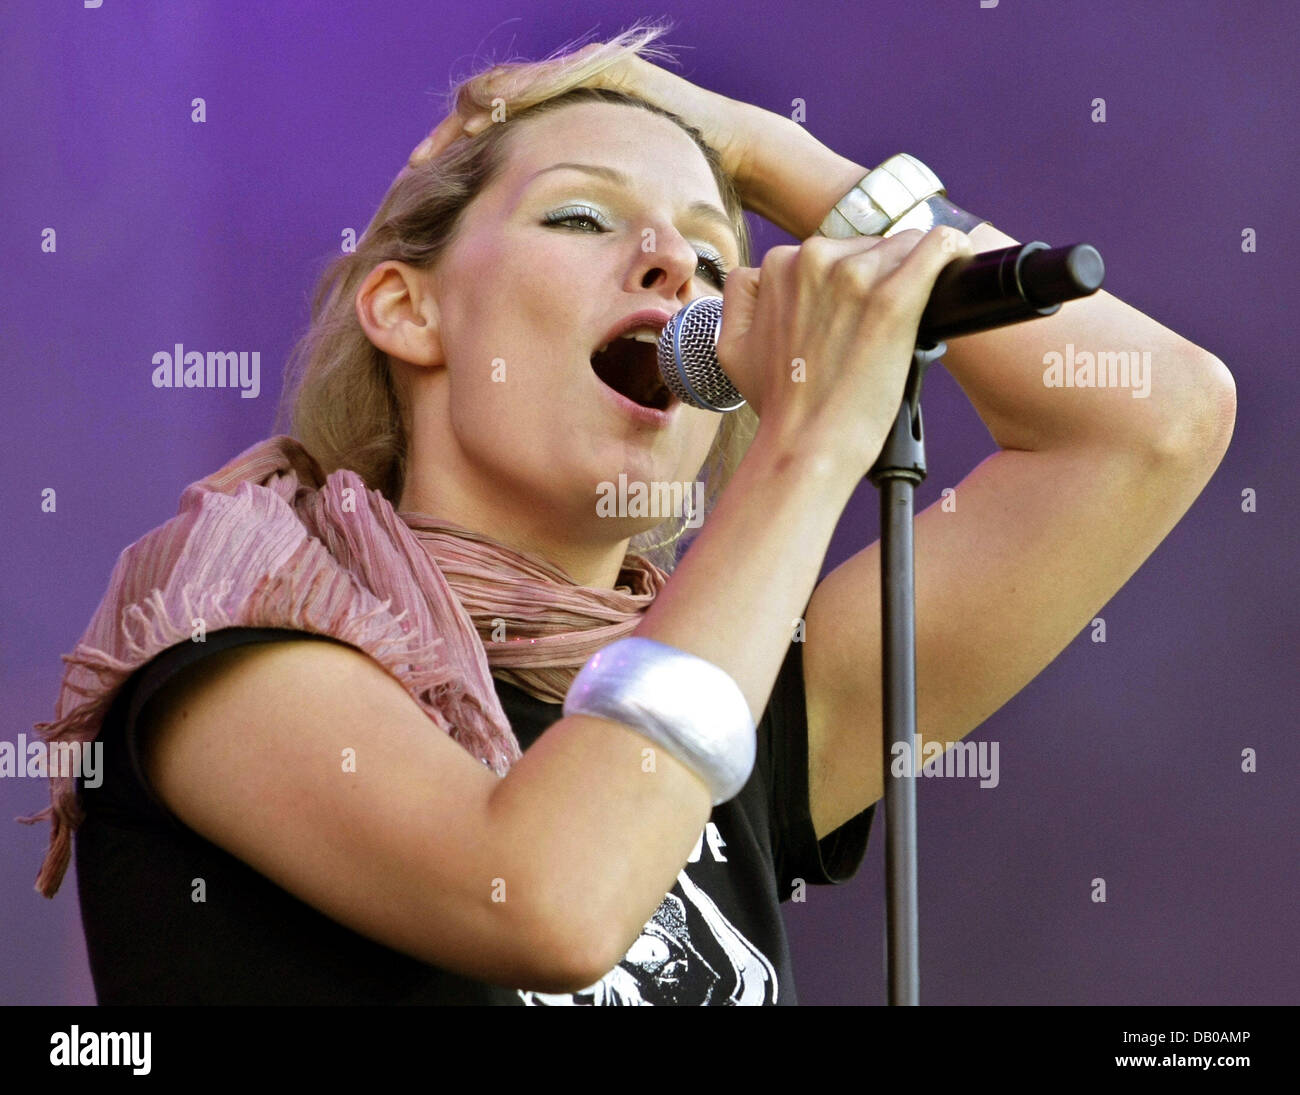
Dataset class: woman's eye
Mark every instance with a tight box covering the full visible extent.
[545,208,728,287]
[543,208,608,232]
[697,254,728,289]
[558,213,603,231]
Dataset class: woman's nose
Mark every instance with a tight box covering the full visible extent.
[629,229,703,299]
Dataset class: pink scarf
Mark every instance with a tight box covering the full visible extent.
[22,435,667,898]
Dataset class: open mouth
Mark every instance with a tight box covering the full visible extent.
[590,339,675,412]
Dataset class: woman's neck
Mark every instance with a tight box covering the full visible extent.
[397,482,632,590]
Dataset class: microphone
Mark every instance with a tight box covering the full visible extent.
[657,241,1105,412]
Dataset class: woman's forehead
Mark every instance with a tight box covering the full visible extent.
[505,101,722,194]
[490,102,739,257]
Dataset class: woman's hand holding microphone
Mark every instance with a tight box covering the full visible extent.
[714,226,975,478]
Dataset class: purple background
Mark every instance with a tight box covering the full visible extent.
[2,1,1295,1005]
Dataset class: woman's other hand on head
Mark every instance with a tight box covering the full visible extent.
[407,47,609,169]
[405,35,755,188]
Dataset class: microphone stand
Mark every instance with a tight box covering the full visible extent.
[865,338,944,1007]
[861,240,1104,1005]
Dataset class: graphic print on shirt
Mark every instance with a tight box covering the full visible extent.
[517,822,778,1005]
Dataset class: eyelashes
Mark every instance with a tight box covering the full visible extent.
[542,205,729,288]
[542,204,613,230]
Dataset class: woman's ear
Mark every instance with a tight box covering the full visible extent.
[354,261,443,368]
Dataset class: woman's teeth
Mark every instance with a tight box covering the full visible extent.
[596,327,662,355]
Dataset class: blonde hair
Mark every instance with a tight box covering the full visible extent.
[274,22,759,572]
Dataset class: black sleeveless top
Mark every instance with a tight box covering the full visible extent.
[74,627,874,1004]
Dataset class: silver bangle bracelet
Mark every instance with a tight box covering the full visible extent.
[883,193,987,237]
[817,152,988,240]
[562,637,756,806]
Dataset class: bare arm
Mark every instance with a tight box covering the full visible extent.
[750,132,1239,838]
[142,431,863,993]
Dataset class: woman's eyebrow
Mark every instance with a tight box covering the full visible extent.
[527,161,737,248]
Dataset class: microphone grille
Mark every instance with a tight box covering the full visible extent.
[657,296,746,413]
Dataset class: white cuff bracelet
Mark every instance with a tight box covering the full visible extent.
[818,152,988,240]
[562,637,757,806]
